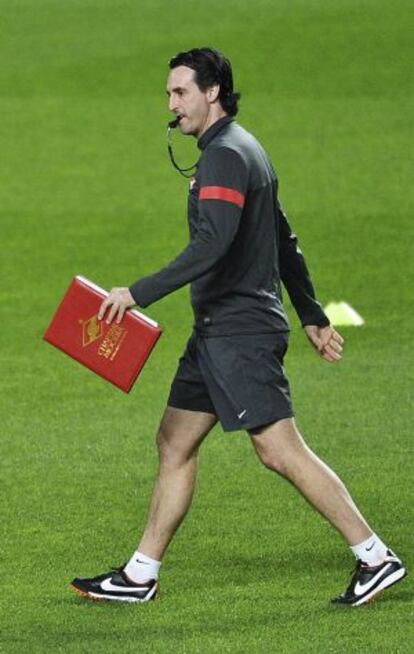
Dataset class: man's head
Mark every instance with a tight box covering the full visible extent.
[167,47,240,138]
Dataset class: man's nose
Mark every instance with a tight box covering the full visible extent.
[168,94,178,113]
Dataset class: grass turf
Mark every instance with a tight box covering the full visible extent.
[1,0,413,651]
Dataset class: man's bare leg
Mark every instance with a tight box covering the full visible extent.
[249,417,407,605]
[250,417,371,545]
[70,407,217,601]
[138,406,217,560]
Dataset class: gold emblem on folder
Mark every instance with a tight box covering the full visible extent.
[79,315,103,347]
[98,324,127,361]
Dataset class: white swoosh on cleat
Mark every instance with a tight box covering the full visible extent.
[101,578,150,593]
[354,563,392,596]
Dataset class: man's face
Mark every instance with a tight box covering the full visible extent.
[166,66,212,137]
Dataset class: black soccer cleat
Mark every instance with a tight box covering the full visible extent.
[331,549,407,607]
[71,566,158,603]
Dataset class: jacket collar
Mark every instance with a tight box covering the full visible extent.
[197,115,234,151]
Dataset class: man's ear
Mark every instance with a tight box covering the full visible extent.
[207,84,220,103]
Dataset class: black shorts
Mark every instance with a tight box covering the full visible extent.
[168,331,294,432]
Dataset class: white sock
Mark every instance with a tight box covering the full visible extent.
[123,550,162,583]
[350,533,388,566]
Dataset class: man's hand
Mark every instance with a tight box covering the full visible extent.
[304,325,344,363]
[98,287,136,325]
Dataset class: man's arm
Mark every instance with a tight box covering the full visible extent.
[278,201,329,328]
[99,147,248,323]
[129,147,248,307]
[277,202,344,362]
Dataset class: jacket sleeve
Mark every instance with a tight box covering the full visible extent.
[278,201,330,327]
[129,147,248,307]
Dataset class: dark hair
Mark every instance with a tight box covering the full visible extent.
[169,47,241,116]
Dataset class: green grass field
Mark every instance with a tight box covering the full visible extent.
[1,0,413,651]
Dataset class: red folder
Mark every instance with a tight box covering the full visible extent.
[44,275,162,393]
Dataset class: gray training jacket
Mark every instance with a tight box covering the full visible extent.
[129,116,329,336]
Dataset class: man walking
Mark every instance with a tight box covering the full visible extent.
[71,48,406,606]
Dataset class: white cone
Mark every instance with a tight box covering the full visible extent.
[324,301,364,326]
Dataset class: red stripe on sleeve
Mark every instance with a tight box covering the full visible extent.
[199,186,245,209]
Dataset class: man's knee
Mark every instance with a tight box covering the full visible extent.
[156,424,190,468]
[256,445,291,477]
[250,418,307,478]
[155,407,215,468]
